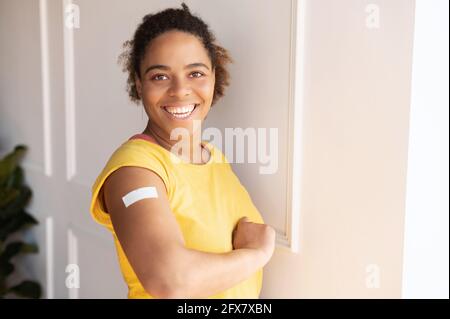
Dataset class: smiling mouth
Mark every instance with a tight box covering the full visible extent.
[162,104,199,120]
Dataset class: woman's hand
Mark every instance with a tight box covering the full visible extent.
[232,216,276,264]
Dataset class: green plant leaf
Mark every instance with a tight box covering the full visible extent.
[0,211,38,242]
[5,166,24,189]
[0,145,41,299]
[7,280,41,299]
[0,260,14,277]
[0,185,32,219]
[0,145,27,187]
[0,241,38,262]
[0,188,20,208]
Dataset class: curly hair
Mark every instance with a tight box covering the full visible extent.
[118,2,233,107]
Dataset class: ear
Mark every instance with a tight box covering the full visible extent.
[135,74,142,99]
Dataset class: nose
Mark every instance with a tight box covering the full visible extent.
[167,76,191,98]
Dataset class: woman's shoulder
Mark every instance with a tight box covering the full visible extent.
[111,134,170,163]
[91,135,171,193]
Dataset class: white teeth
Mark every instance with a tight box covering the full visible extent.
[164,104,196,114]
[163,104,197,119]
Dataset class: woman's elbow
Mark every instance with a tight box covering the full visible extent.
[142,262,191,298]
[143,274,188,298]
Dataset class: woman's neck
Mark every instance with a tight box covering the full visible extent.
[141,124,210,164]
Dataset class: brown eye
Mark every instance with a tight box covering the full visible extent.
[152,74,168,81]
[190,71,204,78]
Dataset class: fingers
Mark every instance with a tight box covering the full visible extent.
[233,216,250,236]
[233,216,249,239]
[239,216,250,223]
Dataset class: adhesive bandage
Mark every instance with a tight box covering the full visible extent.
[122,186,158,208]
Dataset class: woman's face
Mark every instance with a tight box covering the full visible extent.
[136,30,215,139]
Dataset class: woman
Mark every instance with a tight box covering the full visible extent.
[90,3,275,299]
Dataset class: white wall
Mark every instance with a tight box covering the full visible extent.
[402,0,449,299]
[262,0,416,298]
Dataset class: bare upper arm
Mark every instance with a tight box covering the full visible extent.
[102,166,185,296]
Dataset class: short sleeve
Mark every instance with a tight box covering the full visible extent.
[89,141,172,231]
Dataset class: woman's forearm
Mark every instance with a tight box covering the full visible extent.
[156,246,267,298]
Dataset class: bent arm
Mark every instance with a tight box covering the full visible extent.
[103,166,267,298]
[159,245,266,298]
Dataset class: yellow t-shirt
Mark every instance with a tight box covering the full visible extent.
[89,134,264,298]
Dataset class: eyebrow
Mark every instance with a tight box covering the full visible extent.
[144,63,210,75]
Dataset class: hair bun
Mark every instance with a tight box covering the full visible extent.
[181,2,190,13]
